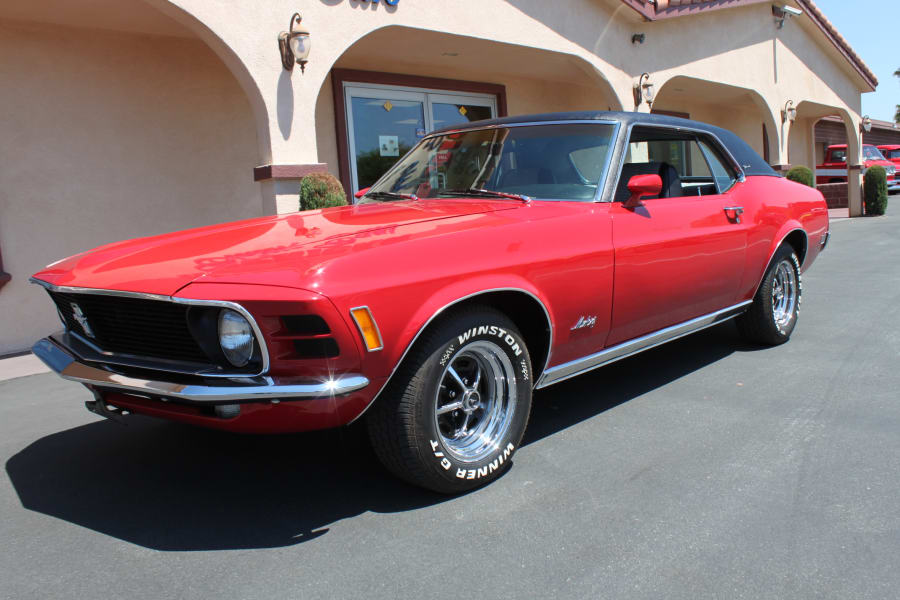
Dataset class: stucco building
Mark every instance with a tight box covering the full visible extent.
[0,0,877,354]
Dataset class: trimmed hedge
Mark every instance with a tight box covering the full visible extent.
[864,165,888,216]
[299,172,348,211]
[785,166,814,188]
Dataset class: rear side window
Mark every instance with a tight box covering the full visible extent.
[698,139,738,193]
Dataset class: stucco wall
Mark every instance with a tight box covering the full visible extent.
[0,21,260,354]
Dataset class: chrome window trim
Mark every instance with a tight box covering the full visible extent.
[32,337,368,404]
[349,305,385,352]
[366,120,622,204]
[30,278,271,377]
[535,300,753,389]
[606,122,747,204]
[349,287,554,424]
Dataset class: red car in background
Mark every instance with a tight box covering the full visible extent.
[31,112,829,493]
[877,144,900,170]
[817,143,900,192]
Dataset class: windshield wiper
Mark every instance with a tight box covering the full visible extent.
[364,191,419,202]
[442,188,531,203]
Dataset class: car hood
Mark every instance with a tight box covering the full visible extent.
[33,199,521,296]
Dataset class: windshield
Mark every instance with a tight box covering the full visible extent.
[362,123,617,202]
[863,145,887,161]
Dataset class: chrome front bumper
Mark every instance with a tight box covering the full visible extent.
[32,338,369,403]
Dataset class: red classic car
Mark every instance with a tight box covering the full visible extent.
[877,144,900,188]
[816,143,900,192]
[32,112,829,493]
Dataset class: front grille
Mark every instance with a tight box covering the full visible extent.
[50,291,210,364]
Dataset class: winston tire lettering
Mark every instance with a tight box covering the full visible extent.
[453,443,515,479]
[457,326,522,356]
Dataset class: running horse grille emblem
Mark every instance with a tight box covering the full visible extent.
[571,315,598,331]
[70,302,96,338]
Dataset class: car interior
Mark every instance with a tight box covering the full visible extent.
[613,127,732,202]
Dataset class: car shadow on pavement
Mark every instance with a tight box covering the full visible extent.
[5,322,753,551]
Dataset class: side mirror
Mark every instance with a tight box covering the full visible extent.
[624,174,662,208]
[354,187,371,200]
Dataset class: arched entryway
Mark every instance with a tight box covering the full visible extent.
[316,25,623,196]
[788,101,861,215]
[0,1,267,353]
[651,76,780,166]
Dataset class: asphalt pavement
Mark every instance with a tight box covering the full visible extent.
[2,206,899,599]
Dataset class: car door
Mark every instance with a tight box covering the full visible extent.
[606,127,748,347]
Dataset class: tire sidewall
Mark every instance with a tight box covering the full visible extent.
[762,248,802,340]
[413,314,532,490]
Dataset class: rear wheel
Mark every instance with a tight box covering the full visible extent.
[737,245,801,345]
[366,307,532,493]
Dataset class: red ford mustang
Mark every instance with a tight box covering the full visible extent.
[32,112,829,492]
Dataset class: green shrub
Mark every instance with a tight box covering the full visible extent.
[785,166,814,187]
[299,172,348,211]
[864,166,888,216]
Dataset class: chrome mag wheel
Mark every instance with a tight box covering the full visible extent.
[771,259,798,332]
[434,340,517,463]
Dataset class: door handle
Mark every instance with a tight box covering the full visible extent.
[724,206,744,223]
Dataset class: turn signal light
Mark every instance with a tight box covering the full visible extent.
[350,307,383,352]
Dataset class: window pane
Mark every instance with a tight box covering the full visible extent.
[699,140,737,192]
[431,103,493,130]
[351,96,425,189]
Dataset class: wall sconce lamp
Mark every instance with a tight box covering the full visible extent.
[861,115,873,133]
[631,33,646,45]
[278,13,311,72]
[772,4,803,29]
[781,100,797,123]
[633,73,655,108]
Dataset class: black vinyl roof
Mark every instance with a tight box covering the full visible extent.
[431,111,777,178]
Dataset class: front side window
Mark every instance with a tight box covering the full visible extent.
[615,127,737,202]
[362,123,617,202]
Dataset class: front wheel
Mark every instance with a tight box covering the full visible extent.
[366,307,533,493]
[737,245,801,345]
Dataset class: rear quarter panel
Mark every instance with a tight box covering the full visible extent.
[736,176,829,301]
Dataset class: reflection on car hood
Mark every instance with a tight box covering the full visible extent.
[33,199,521,296]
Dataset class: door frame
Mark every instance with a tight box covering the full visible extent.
[343,83,497,193]
[331,69,507,196]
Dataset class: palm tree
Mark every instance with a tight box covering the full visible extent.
[896,68,900,123]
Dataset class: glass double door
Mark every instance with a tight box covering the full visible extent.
[344,84,497,193]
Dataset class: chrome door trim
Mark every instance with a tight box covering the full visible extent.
[535,300,753,389]
[29,278,271,377]
[349,287,555,424]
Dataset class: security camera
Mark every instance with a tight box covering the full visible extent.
[773,4,803,28]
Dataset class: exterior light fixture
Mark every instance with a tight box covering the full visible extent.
[631,33,646,45]
[278,12,311,72]
[773,4,803,29]
[781,100,797,123]
[861,115,873,133]
[633,73,655,108]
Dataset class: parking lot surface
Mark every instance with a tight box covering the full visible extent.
[2,208,899,599]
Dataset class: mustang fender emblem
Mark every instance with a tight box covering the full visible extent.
[70,303,95,338]
[571,315,597,331]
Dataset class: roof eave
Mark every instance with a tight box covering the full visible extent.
[618,0,877,92]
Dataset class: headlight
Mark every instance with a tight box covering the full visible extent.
[218,309,254,367]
